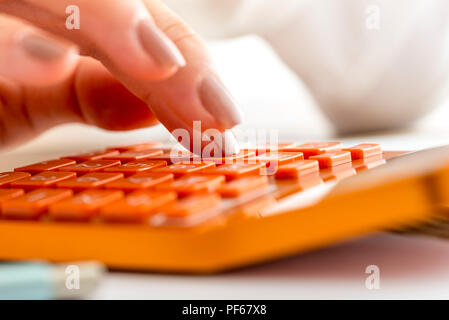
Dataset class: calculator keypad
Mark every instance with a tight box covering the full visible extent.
[0,142,385,226]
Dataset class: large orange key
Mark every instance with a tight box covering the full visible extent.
[201,163,266,180]
[0,189,25,210]
[62,150,120,161]
[58,160,120,173]
[156,175,225,196]
[2,188,73,220]
[15,159,76,173]
[0,172,31,187]
[309,151,352,168]
[48,190,124,221]
[103,149,163,161]
[201,151,256,165]
[57,173,123,190]
[342,143,382,160]
[105,173,174,191]
[107,142,163,152]
[249,152,304,169]
[143,150,197,164]
[152,162,215,176]
[275,160,320,179]
[243,142,296,155]
[10,172,76,190]
[103,160,167,174]
[281,142,342,158]
[100,190,177,222]
[159,194,221,218]
[218,176,269,197]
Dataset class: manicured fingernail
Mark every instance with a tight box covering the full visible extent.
[21,34,67,61]
[137,19,186,69]
[199,75,245,128]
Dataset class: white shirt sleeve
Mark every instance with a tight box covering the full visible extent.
[164,0,449,133]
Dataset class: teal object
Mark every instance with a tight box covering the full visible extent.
[0,262,53,300]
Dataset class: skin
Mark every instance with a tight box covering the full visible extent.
[0,0,235,150]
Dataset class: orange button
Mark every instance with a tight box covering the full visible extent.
[159,194,221,218]
[248,152,304,174]
[0,172,31,187]
[15,159,76,173]
[201,163,266,180]
[48,189,124,221]
[342,143,382,160]
[2,188,73,220]
[57,173,123,190]
[100,191,177,222]
[105,173,174,191]
[309,151,352,168]
[218,176,269,197]
[10,172,76,190]
[243,142,297,155]
[103,160,167,174]
[152,162,215,177]
[281,142,342,158]
[107,142,163,152]
[144,150,197,164]
[58,160,121,173]
[275,160,320,179]
[0,189,25,210]
[201,151,256,165]
[103,149,163,161]
[62,150,120,161]
[156,175,225,196]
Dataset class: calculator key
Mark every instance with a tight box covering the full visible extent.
[201,151,256,165]
[0,172,31,187]
[152,162,215,176]
[105,173,174,191]
[10,172,76,190]
[159,194,221,218]
[281,142,342,158]
[309,151,352,168]
[0,189,25,208]
[342,143,382,160]
[103,149,164,161]
[100,191,177,222]
[2,188,73,220]
[218,176,269,197]
[48,190,124,221]
[244,142,297,155]
[249,152,304,172]
[156,175,225,196]
[15,159,76,173]
[144,150,197,164]
[103,160,167,174]
[57,173,123,190]
[62,150,120,161]
[107,142,163,152]
[201,163,266,180]
[275,160,320,179]
[58,160,120,173]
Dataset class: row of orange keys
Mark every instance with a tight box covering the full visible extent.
[0,142,385,223]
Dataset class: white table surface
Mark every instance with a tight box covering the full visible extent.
[3,36,449,299]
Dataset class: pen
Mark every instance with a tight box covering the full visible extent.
[0,261,106,300]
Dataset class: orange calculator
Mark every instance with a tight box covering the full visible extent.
[1,141,449,273]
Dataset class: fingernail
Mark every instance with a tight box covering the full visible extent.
[21,34,67,61]
[199,75,245,128]
[137,19,186,69]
